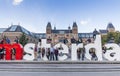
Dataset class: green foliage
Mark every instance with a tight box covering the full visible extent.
[102,32,120,45]
[19,33,29,46]
[101,35,107,45]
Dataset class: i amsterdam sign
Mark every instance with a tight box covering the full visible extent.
[0,35,120,61]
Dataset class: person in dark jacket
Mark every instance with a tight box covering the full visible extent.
[0,47,5,60]
[54,48,59,61]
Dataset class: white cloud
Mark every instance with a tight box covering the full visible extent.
[80,19,91,25]
[13,0,23,5]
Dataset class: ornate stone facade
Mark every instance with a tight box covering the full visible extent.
[46,22,78,45]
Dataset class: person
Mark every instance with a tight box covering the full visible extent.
[90,49,98,61]
[0,47,5,60]
[46,48,50,60]
[6,37,11,44]
[50,46,54,61]
[14,36,19,43]
[41,47,45,58]
[54,47,59,61]
[71,37,76,43]
[34,44,38,60]
[102,46,106,53]
[37,47,41,60]
[81,47,85,61]
[11,48,16,60]
[77,48,81,60]
[0,38,6,44]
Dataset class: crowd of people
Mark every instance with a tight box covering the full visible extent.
[0,36,19,44]
[0,36,102,61]
[33,44,99,61]
[0,36,19,60]
[34,45,62,61]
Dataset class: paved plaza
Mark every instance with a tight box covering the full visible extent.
[0,61,120,76]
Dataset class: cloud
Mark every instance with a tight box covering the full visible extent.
[13,0,23,5]
[80,19,91,25]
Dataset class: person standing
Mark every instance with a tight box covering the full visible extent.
[0,38,7,44]
[50,46,54,61]
[34,44,38,60]
[0,47,5,60]
[6,37,11,44]
[37,47,41,60]
[77,48,81,60]
[41,47,45,58]
[14,36,19,43]
[81,47,85,61]
[54,48,59,61]
[46,48,50,60]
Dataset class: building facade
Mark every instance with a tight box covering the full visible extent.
[46,22,78,45]
[99,23,116,35]
[2,25,38,44]
[0,22,116,45]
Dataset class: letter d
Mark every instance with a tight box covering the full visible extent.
[85,35,103,61]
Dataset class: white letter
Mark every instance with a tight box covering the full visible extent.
[54,43,68,61]
[104,43,120,61]
[71,43,83,61]
[85,35,102,61]
[23,43,35,60]
[37,39,51,61]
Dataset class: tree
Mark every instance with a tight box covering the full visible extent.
[101,32,120,45]
[101,35,107,45]
[19,33,29,46]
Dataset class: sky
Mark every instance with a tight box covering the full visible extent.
[0,0,120,33]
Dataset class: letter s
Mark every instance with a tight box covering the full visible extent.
[23,43,35,60]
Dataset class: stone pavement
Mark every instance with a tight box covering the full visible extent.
[0,61,120,72]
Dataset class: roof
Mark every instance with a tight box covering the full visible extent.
[4,25,35,37]
[73,22,77,27]
[107,23,115,29]
[46,22,52,28]
[0,28,7,33]
[99,30,108,34]
[52,30,72,34]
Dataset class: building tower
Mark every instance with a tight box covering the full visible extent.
[107,23,115,32]
[72,22,78,39]
[46,22,52,41]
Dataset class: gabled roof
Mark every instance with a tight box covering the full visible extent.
[4,25,35,37]
[46,22,52,28]
[107,23,115,29]
[72,22,78,27]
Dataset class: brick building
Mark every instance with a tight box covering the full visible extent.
[2,24,38,43]
[46,22,78,45]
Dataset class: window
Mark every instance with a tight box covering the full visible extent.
[9,26,17,31]
[21,27,29,35]
[59,31,65,34]
[86,34,89,38]
[81,34,85,38]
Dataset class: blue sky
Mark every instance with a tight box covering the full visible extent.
[0,0,120,33]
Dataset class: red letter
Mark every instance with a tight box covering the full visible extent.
[3,44,12,60]
[12,43,23,60]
